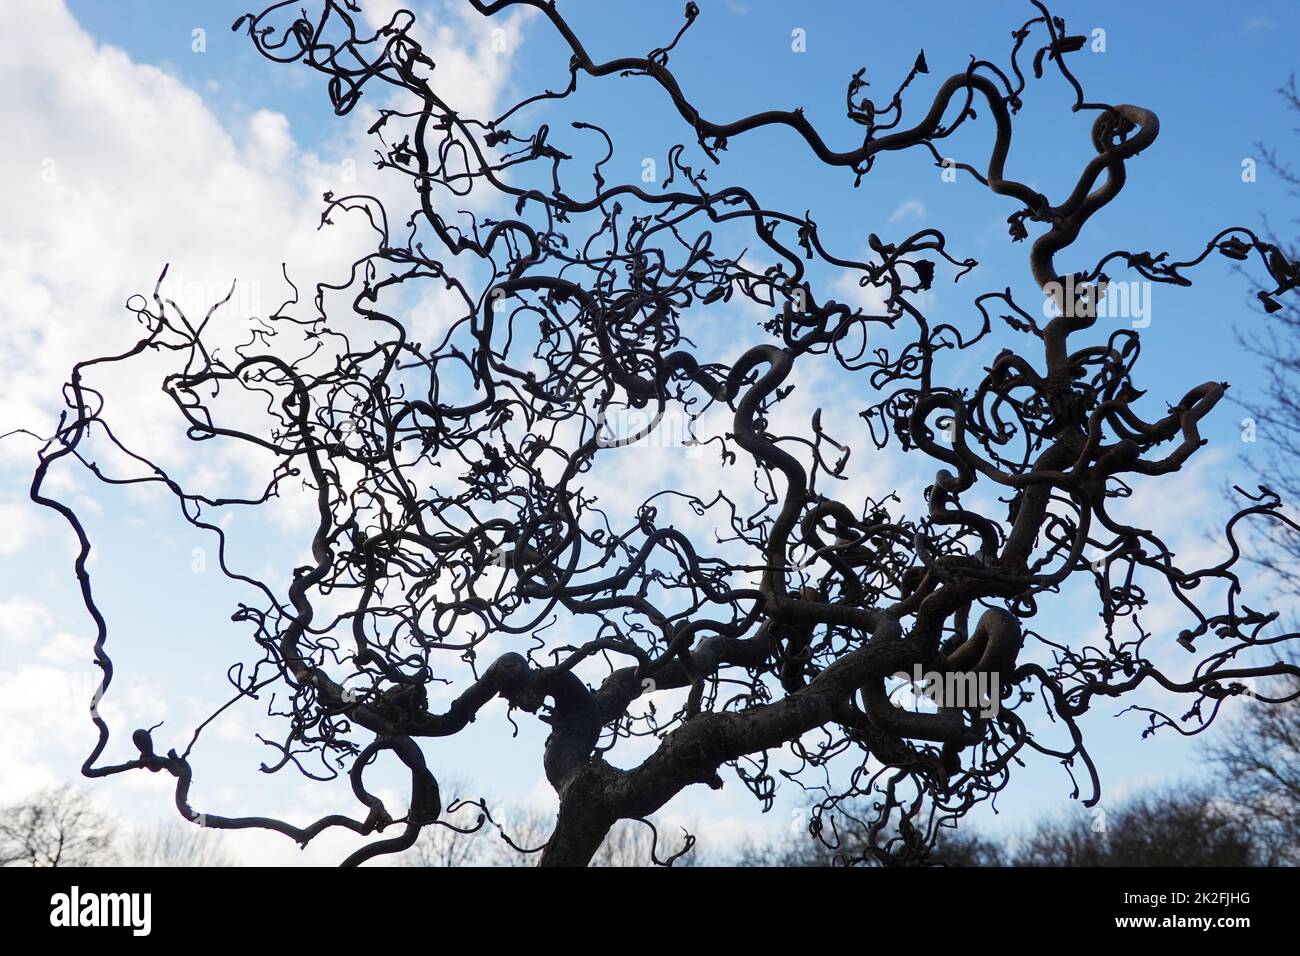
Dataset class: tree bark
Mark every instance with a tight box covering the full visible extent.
[538,764,618,867]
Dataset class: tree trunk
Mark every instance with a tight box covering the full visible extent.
[537,764,617,867]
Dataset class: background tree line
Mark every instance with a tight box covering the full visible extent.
[4,675,1294,866]
[0,785,232,867]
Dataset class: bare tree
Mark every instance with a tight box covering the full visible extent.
[589,822,659,868]
[729,831,844,868]
[1005,788,1259,867]
[592,818,701,867]
[1218,75,1300,867]
[478,805,696,867]
[401,776,490,867]
[0,786,114,867]
[29,0,1300,866]
[738,786,1261,866]
[1207,675,1300,864]
[403,820,486,867]
[1237,75,1300,592]
[483,806,554,868]
[118,821,234,867]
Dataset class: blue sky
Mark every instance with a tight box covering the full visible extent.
[1,0,1298,864]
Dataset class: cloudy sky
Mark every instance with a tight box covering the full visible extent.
[1,0,1298,865]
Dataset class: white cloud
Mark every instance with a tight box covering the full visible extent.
[0,502,41,556]
[360,2,533,121]
[832,266,892,314]
[887,198,927,224]
[0,0,533,853]
[38,631,93,667]
[0,595,53,644]
[0,0,528,456]
[0,2,344,452]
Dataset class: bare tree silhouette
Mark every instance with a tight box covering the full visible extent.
[1237,76,1300,595]
[119,822,234,868]
[1208,674,1300,864]
[729,786,1262,867]
[989,788,1259,867]
[29,1,1300,865]
[0,787,113,867]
